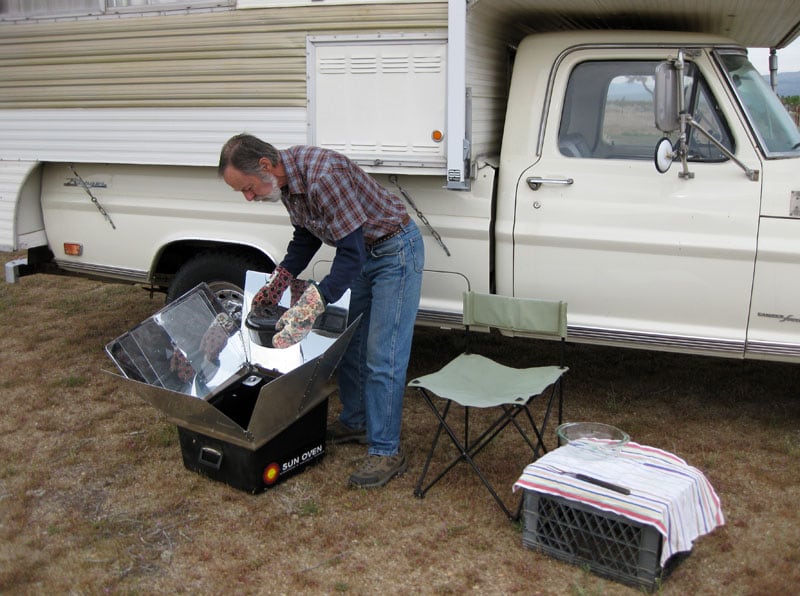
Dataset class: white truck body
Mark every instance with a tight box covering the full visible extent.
[2,0,800,362]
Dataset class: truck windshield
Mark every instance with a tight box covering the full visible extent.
[718,52,800,157]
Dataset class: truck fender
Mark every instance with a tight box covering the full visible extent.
[165,249,272,324]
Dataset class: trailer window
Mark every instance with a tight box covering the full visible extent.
[0,0,232,20]
[559,60,732,161]
[0,0,103,20]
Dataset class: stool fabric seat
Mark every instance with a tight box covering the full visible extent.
[412,354,564,407]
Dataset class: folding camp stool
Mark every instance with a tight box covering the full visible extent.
[409,292,568,520]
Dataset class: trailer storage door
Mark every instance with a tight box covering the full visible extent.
[308,34,447,174]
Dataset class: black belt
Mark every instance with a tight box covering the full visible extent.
[366,213,410,250]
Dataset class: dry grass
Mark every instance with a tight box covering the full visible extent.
[1,253,800,595]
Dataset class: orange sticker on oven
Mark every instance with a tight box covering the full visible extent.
[263,462,280,485]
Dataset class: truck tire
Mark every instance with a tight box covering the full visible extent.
[166,251,271,325]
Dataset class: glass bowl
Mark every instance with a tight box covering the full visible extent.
[556,422,630,448]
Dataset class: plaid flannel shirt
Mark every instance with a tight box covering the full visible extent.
[279,146,407,244]
[277,146,409,303]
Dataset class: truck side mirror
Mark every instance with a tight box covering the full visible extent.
[654,61,680,133]
[651,56,759,181]
[654,137,675,173]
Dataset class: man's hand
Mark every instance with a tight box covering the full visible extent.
[272,284,325,348]
[251,265,294,313]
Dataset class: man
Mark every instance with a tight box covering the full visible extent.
[218,133,424,489]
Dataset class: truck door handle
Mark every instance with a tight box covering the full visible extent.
[526,176,574,191]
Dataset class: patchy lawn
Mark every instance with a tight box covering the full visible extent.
[1,263,799,594]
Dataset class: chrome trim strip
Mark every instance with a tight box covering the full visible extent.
[568,325,744,354]
[745,341,800,358]
[414,313,750,355]
[416,308,463,328]
[54,260,149,283]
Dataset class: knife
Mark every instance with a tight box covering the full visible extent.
[571,473,631,495]
[541,464,631,495]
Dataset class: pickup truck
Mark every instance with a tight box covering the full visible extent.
[2,1,800,362]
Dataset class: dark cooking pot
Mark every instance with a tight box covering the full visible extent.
[245,303,350,347]
[245,304,288,347]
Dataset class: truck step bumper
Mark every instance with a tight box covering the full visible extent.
[5,257,28,283]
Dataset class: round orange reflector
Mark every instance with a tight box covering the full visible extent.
[431,130,444,142]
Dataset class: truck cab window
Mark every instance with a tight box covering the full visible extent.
[718,52,800,157]
[559,60,732,162]
[686,78,734,161]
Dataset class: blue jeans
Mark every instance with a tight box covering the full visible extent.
[337,220,424,456]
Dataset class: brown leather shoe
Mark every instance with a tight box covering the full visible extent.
[349,451,407,489]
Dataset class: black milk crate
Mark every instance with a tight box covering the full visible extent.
[522,489,682,591]
[177,397,328,494]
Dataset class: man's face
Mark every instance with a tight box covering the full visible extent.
[223,166,283,203]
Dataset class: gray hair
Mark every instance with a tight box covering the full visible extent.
[218,133,280,177]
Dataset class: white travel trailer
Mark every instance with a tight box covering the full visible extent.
[2,0,800,362]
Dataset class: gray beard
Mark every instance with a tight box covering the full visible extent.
[252,172,283,202]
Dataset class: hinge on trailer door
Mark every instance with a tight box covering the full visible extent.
[68,165,116,230]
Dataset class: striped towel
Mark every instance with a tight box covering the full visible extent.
[513,440,724,566]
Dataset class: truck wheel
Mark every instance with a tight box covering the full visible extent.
[166,252,270,325]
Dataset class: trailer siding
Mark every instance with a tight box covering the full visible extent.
[465,5,534,162]
[0,160,40,252]
[0,4,447,109]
